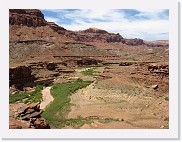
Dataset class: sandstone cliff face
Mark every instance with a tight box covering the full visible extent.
[9,9,47,27]
[9,9,72,42]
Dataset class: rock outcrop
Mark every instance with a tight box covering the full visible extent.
[47,22,67,34]
[65,28,145,45]
[123,38,144,46]
[9,118,30,129]
[77,58,99,66]
[9,102,50,129]
[30,118,50,129]
[10,66,36,89]
[9,9,47,27]
[148,63,169,76]
[82,28,108,34]
[66,28,124,43]
[9,61,76,91]
[119,62,134,66]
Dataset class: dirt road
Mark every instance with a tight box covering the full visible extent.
[40,87,54,110]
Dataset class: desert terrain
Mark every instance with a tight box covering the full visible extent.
[9,9,169,129]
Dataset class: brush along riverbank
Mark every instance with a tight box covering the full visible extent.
[41,79,93,128]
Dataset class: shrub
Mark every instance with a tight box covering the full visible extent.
[9,85,43,104]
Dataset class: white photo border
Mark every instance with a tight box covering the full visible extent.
[0,0,179,139]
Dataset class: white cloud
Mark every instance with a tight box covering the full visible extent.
[42,9,169,40]
[44,17,60,23]
[62,9,125,21]
[134,9,168,19]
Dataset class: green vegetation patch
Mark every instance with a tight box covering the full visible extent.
[42,79,92,128]
[64,116,124,128]
[81,68,96,76]
[64,116,93,128]
[98,117,123,124]
[9,85,43,104]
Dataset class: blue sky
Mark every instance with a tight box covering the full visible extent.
[41,9,169,41]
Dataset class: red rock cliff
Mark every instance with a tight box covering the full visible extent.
[9,9,47,27]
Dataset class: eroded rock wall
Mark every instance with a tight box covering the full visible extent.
[9,9,47,27]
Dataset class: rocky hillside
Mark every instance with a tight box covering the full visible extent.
[9,9,150,46]
[9,9,169,88]
[67,28,124,43]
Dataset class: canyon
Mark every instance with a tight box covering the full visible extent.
[9,9,169,129]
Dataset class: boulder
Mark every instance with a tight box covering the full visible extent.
[29,102,40,110]
[24,108,35,115]
[9,103,28,118]
[9,103,50,129]
[21,114,31,120]
[29,110,43,118]
[17,105,29,115]
[151,85,158,89]
[9,118,29,129]
[30,118,50,129]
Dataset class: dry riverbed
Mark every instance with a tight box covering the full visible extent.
[40,87,54,110]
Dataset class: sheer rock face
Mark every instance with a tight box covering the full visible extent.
[9,9,47,27]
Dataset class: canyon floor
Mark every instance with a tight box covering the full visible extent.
[67,64,169,129]
[9,61,169,129]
